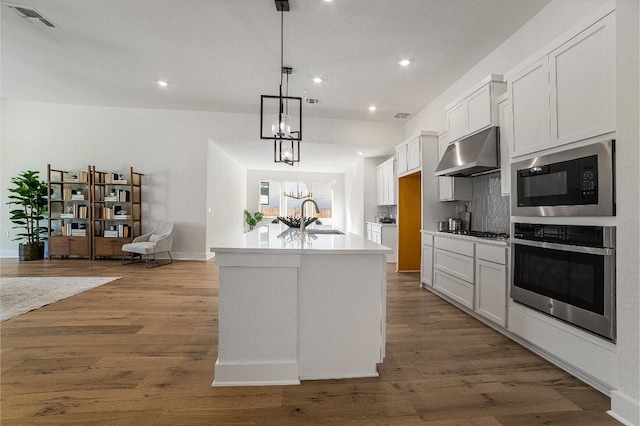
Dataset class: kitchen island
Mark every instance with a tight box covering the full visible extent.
[210,224,392,386]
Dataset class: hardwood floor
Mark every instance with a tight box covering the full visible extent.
[1,259,619,425]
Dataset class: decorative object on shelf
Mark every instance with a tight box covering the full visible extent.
[276,216,318,229]
[8,170,48,261]
[260,0,302,166]
[244,210,264,231]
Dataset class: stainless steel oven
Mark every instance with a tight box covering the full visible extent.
[511,223,616,341]
[511,140,615,216]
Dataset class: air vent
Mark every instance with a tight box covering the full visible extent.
[394,112,411,119]
[305,98,320,105]
[7,4,57,28]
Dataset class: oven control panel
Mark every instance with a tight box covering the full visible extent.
[513,223,614,248]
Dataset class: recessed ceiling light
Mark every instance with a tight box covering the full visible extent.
[399,59,410,66]
[368,106,376,112]
[313,77,322,83]
[157,80,169,87]
[357,151,364,156]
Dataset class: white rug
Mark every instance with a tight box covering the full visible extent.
[1,276,120,321]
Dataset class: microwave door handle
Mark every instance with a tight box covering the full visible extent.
[512,238,615,256]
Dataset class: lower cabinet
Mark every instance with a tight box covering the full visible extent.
[48,236,90,258]
[475,259,507,327]
[421,232,433,287]
[433,236,474,309]
[366,222,397,263]
[433,269,474,309]
[427,235,508,327]
[94,237,128,258]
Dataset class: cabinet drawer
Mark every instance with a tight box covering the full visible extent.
[433,269,474,309]
[476,244,506,265]
[422,232,433,246]
[434,248,474,283]
[434,236,474,257]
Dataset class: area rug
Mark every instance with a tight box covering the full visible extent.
[1,276,120,321]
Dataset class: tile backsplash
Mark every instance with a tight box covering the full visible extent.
[457,171,510,234]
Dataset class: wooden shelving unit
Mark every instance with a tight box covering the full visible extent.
[90,166,143,259]
[47,164,92,259]
[46,164,143,260]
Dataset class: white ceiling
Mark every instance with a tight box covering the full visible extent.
[1,0,552,172]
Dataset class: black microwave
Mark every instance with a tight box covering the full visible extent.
[511,140,615,216]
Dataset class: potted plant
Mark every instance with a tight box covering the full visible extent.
[8,170,48,261]
[244,210,264,231]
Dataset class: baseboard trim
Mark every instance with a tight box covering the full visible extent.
[608,390,640,426]
[212,359,300,387]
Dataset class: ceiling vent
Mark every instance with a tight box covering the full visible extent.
[305,98,320,105]
[7,4,57,28]
[394,112,411,119]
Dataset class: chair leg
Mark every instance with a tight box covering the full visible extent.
[144,252,173,269]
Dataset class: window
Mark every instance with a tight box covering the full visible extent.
[312,182,333,218]
[257,179,335,220]
[285,181,308,216]
[259,180,281,217]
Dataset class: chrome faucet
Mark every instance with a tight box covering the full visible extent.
[299,198,320,233]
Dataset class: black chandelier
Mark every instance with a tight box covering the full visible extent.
[260,0,302,166]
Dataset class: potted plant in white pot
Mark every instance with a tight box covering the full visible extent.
[8,170,48,261]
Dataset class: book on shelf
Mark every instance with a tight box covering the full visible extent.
[60,213,74,219]
[103,230,119,237]
[104,196,118,202]
[114,215,131,220]
[118,224,131,238]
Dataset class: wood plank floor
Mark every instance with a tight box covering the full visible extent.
[1,259,619,425]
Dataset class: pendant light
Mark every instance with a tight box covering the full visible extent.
[260,0,302,166]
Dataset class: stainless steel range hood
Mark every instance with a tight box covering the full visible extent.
[435,127,500,177]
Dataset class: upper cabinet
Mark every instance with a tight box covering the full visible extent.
[376,157,396,206]
[508,10,615,158]
[396,132,428,177]
[445,75,507,144]
[549,12,616,147]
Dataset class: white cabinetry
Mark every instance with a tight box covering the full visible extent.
[396,144,408,175]
[396,133,427,177]
[508,11,615,158]
[509,57,550,157]
[497,94,512,196]
[421,232,433,288]
[433,236,474,309]
[445,75,506,144]
[366,223,397,263]
[376,157,396,206]
[549,12,615,146]
[437,132,472,201]
[474,244,507,327]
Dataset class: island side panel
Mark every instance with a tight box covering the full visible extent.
[297,253,387,380]
[213,252,300,386]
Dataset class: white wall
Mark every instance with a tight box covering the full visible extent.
[612,0,640,424]
[405,0,639,422]
[344,159,365,236]
[207,141,246,254]
[1,100,403,259]
[1,101,215,259]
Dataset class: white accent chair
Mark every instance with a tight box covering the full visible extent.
[121,222,174,268]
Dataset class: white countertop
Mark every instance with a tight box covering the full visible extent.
[211,224,393,255]
[366,221,397,227]
[424,230,510,246]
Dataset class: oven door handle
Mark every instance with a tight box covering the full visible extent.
[512,238,615,256]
